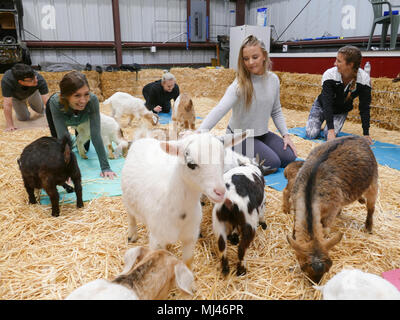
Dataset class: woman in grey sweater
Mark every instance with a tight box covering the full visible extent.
[199,35,296,169]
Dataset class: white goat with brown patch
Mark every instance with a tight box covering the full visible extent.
[287,136,378,283]
[65,246,194,300]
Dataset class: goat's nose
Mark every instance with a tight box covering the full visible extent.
[214,188,225,198]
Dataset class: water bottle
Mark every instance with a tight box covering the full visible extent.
[364,62,371,76]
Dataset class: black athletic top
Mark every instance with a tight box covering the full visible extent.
[317,67,371,135]
[1,69,48,100]
[142,79,179,113]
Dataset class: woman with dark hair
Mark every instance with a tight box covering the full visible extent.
[198,35,296,170]
[46,71,116,179]
[305,45,372,144]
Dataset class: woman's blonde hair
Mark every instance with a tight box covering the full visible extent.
[338,45,362,102]
[237,35,271,109]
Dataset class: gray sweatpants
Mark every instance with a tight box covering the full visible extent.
[12,90,44,121]
[305,98,347,139]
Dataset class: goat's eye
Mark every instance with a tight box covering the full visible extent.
[187,162,198,170]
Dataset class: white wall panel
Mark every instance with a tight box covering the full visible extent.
[248,0,400,42]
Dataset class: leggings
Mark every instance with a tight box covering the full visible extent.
[306,98,348,139]
[232,130,296,169]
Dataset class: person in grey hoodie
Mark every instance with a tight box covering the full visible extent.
[199,35,297,169]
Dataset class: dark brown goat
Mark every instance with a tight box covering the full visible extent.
[287,136,378,283]
[18,135,83,217]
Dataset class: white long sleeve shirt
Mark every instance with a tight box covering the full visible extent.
[199,72,289,137]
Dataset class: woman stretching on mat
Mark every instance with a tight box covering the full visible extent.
[305,45,373,144]
[46,71,116,179]
[198,35,297,170]
[142,71,180,114]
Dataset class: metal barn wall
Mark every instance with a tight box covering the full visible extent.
[248,0,400,42]
[22,0,236,66]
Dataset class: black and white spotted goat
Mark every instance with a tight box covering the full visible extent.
[212,162,268,276]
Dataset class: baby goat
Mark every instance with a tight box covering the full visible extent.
[66,246,194,299]
[282,160,304,214]
[73,113,129,159]
[212,163,267,276]
[103,92,159,127]
[121,131,248,267]
[18,135,83,217]
[172,93,196,133]
[287,136,378,283]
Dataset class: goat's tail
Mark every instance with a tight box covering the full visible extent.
[17,158,21,169]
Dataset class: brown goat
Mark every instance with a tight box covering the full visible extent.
[287,136,378,283]
[282,160,305,214]
[112,246,193,299]
[172,93,196,134]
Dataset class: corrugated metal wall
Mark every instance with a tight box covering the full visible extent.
[22,0,394,66]
[22,0,233,66]
[248,0,400,42]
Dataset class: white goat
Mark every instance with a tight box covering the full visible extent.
[65,246,194,300]
[121,131,248,267]
[314,269,400,300]
[103,92,159,127]
[73,113,129,159]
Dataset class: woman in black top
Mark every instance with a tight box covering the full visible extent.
[142,71,180,113]
[305,46,372,145]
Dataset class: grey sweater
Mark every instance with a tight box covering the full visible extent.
[199,72,289,137]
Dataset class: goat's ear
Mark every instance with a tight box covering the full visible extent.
[287,234,304,252]
[120,246,147,275]
[64,143,71,164]
[323,232,343,250]
[222,130,250,148]
[174,262,194,295]
[160,141,182,157]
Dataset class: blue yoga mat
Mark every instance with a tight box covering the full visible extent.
[288,127,400,171]
[157,110,203,125]
[40,142,124,205]
[264,157,304,192]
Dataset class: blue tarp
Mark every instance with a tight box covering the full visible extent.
[288,127,400,171]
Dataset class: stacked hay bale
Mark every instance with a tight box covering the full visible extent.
[170,67,236,99]
[100,69,164,100]
[277,71,400,131]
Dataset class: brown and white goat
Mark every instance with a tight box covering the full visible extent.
[282,160,304,214]
[287,136,378,283]
[172,93,196,134]
[66,246,194,300]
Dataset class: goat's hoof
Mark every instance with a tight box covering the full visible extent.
[222,266,230,276]
[259,222,267,230]
[77,201,84,208]
[227,233,239,245]
[236,265,247,276]
[29,199,37,204]
[52,212,60,217]
[128,236,138,243]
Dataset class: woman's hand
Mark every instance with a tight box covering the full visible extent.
[153,105,162,113]
[283,134,297,157]
[101,170,117,179]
